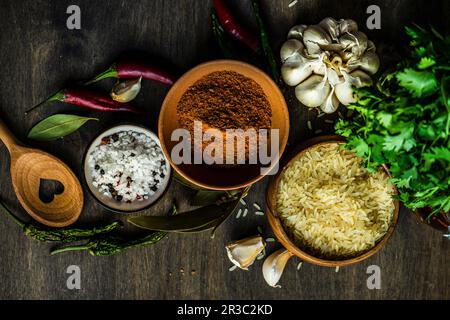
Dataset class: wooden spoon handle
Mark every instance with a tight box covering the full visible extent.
[0,118,20,153]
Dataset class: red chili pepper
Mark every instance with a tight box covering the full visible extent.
[213,0,260,52]
[86,57,176,86]
[25,88,142,114]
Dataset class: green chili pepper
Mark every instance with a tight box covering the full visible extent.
[0,201,122,243]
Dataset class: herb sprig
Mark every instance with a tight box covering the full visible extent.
[336,25,450,217]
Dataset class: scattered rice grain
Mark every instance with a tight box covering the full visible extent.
[253,203,261,210]
[288,0,298,7]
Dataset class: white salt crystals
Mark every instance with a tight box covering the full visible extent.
[87,130,168,203]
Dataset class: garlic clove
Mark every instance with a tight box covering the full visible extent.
[303,25,331,55]
[335,70,372,105]
[287,24,307,41]
[281,54,313,86]
[280,39,304,63]
[350,31,368,57]
[339,31,368,58]
[367,40,376,53]
[339,50,354,62]
[320,88,340,113]
[319,17,340,41]
[295,74,330,108]
[350,70,373,87]
[262,249,294,288]
[347,51,380,75]
[226,235,266,271]
[111,77,142,103]
[339,19,358,34]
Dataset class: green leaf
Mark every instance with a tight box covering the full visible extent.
[28,114,98,141]
[417,56,436,69]
[376,112,393,128]
[396,69,438,98]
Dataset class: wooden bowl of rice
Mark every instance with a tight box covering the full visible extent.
[266,135,399,267]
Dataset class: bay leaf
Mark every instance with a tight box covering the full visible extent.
[27,114,98,141]
[191,190,227,206]
[128,198,240,232]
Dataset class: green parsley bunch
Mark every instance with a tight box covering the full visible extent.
[336,25,450,216]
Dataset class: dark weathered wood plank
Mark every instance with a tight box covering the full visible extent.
[0,0,448,300]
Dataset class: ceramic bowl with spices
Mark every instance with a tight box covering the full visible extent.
[158,60,289,190]
[266,136,399,267]
[84,124,171,213]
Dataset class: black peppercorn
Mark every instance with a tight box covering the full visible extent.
[100,169,105,175]
[95,165,100,170]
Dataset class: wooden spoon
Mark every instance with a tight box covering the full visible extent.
[0,119,83,227]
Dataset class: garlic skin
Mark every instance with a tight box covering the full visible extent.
[226,235,266,271]
[111,77,142,103]
[262,249,294,288]
[280,18,380,112]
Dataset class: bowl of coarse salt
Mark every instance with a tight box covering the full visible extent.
[84,124,171,213]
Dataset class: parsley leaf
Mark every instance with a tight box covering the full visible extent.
[396,69,438,98]
[335,25,450,217]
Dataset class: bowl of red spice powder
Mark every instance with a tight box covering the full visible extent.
[158,60,289,190]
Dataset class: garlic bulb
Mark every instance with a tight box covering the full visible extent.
[226,235,266,270]
[280,18,380,113]
[262,249,294,288]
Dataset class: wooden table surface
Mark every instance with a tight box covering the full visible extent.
[0,0,448,300]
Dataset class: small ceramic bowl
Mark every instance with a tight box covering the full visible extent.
[266,135,400,267]
[158,60,289,190]
[84,124,171,213]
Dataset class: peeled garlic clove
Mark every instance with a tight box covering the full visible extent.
[335,70,372,105]
[280,39,304,63]
[262,249,294,288]
[111,77,142,103]
[347,51,380,75]
[319,17,340,41]
[287,24,307,41]
[320,89,340,113]
[303,25,331,55]
[281,54,313,86]
[226,235,266,270]
[295,74,330,108]
[339,19,358,34]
